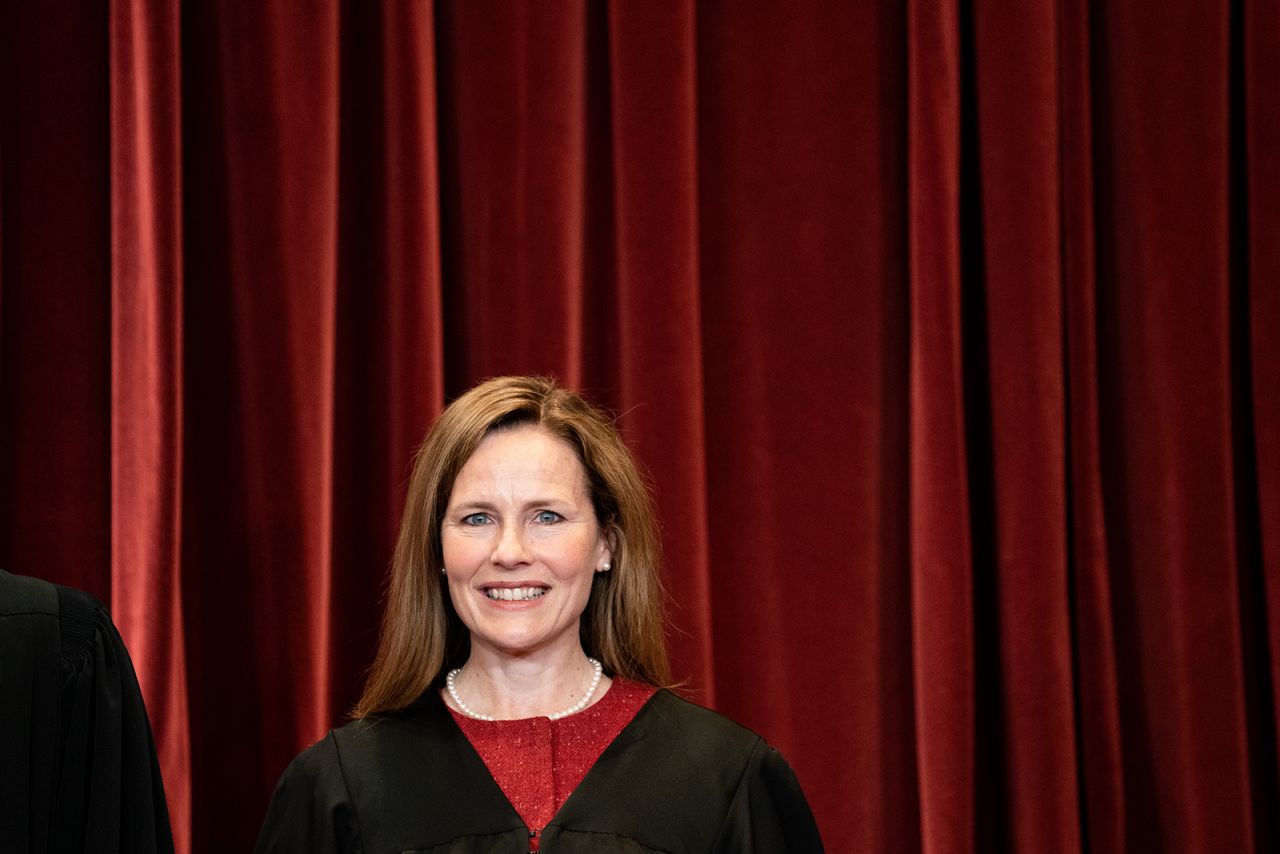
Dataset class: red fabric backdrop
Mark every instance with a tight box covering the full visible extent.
[2,1,1278,852]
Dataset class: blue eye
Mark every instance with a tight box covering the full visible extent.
[534,510,563,524]
[461,513,491,526]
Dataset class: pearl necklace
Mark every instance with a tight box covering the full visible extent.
[446,658,604,721]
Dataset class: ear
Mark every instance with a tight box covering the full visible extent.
[596,526,618,572]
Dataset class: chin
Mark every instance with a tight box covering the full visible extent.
[472,626,571,658]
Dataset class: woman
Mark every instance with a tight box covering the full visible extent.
[256,376,823,853]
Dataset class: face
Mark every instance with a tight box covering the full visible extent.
[441,425,612,659]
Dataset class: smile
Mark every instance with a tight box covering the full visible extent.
[484,587,547,602]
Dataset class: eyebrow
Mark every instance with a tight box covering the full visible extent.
[448,497,575,513]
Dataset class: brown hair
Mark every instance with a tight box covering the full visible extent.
[354,375,671,717]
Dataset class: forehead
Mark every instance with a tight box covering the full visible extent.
[451,425,588,497]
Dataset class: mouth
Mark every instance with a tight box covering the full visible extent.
[483,586,548,602]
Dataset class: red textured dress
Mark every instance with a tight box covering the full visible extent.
[448,678,656,852]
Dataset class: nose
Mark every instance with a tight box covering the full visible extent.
[490,520,531,568]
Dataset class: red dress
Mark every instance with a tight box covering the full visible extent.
[448,678,656,851]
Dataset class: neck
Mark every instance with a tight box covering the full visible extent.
[447,643,610,720]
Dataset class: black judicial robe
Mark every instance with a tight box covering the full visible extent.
[0,569,174,854]
[256,688,824,853]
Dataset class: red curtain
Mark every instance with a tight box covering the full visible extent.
[2,1,1278,852]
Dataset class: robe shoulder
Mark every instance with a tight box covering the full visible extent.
[256,702,527,854]
[546,690,824,853]
[255,689,823,854]
[254,733,364,854]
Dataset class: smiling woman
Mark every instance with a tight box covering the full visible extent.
[254,376,823,854]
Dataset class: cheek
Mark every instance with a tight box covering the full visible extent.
[440,531,456,569]
[441,530,484,572]
[554,538,606,582]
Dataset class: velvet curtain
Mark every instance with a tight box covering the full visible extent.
[2,1,1277,852]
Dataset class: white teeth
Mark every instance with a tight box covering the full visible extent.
[485,587,546,601]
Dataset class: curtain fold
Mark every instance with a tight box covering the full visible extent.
[694,4,917,849]
[907,0,976,850]
[1245,4,1280,813]
[1094,3,1255,849]
[322,0,444,719]
[605,0,713,701]
[1,0,111,599]
[969,0,1079,847]
[1057,2,1129,852]
[2,1,1277,853]
[108,0,190,849]
[180,3,348,846]
[436,1,590,381]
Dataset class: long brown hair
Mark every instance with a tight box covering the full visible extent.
[354,376,671,717]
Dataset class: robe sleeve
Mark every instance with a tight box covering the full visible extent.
[711,739,825,853]
[53,586,175,853]
[0,571,174,854]
[254,733,364,854]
